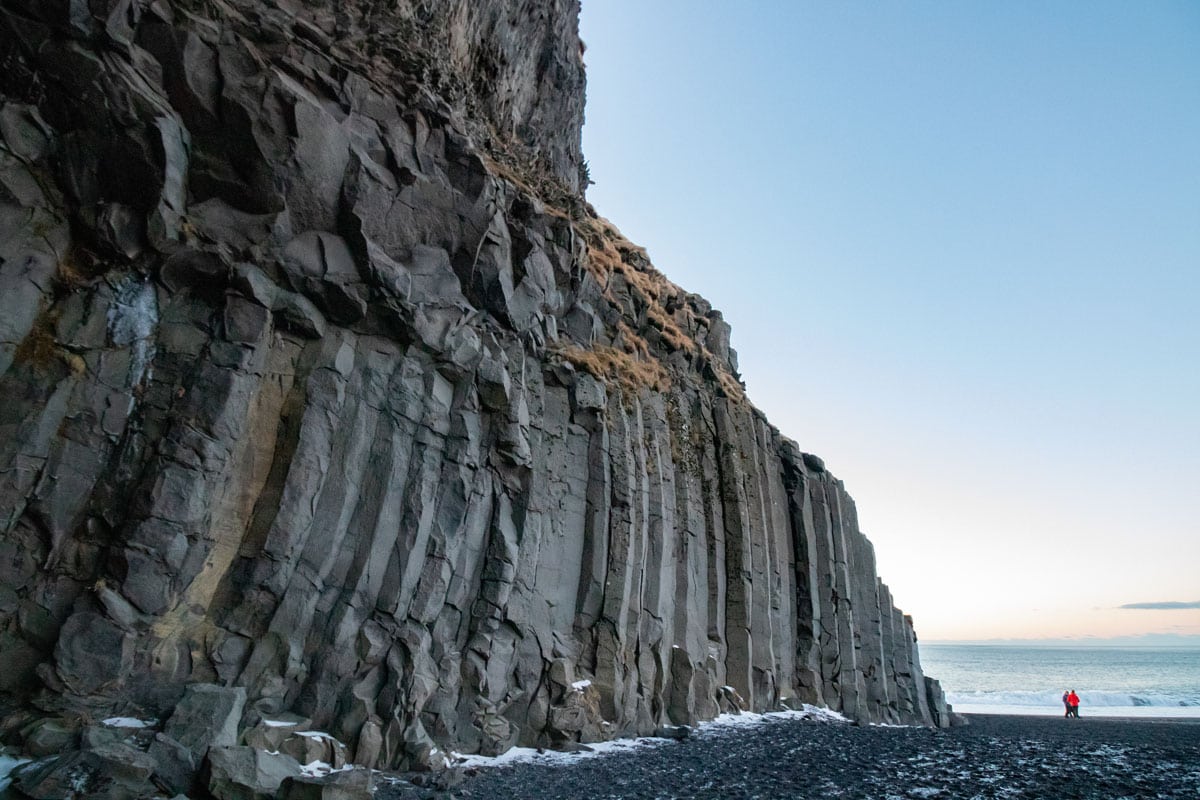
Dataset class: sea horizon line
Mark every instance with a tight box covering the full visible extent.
[925,635,1200,648]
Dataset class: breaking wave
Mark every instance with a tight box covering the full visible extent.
[946,689,1198,709]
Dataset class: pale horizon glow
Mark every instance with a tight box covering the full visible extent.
[579,1,1200,641]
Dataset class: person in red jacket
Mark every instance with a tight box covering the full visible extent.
[1067,690,1081,718]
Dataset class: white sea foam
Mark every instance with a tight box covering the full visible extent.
[947,686,1200,718]
[922,643,1200,718]
[948,702,1200,719]
[946,689,1198,710]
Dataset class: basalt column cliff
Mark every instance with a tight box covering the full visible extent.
[0,0,951,777]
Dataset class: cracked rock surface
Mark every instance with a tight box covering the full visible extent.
[0,0,951,786]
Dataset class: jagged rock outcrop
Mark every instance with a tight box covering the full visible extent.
[0,0,951,786]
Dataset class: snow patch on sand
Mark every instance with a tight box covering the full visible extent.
[698,705,848,733]
[102,717,155,729]
[1,754,31,792]
[299,760,354,778]
[451,704,847,769]
[451,737,656,769]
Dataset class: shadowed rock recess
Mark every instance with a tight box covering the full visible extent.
[0,0,951,786]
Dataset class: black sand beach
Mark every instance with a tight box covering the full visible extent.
[380,714,1200,800]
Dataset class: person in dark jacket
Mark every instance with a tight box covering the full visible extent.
[1062,690,1071,717]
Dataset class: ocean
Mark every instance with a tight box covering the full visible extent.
[920,643,1200,718]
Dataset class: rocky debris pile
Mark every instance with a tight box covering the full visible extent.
[0,0,951,789]
[4,684,373,799]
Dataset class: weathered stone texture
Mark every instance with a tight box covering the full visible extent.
[0,0,951,781]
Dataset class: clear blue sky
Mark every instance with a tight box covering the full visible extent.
[579,1,1200,641]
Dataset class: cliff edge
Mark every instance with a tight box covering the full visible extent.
[0,0,951,793]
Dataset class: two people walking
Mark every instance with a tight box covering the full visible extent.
[1062,689,1080,718]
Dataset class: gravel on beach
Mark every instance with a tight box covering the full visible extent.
[379,713,1200,800]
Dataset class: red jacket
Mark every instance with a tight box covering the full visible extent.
[1067,692,1080,706]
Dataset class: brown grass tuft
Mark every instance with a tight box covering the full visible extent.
[12,313,68,375]
[481,152,540,200]
[571,213,752,403]
[555,343,670,395]
[479,134,581,220]
[716,369,745,400]
[55,245,104,290]
[472,154,748,406]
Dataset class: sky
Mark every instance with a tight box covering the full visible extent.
[578,1,1200,642]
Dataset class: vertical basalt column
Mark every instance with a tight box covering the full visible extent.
[666,394,718,725]
[757,421,797,708]
[805,469,838,709]
[829,481,867,719]
[698,395,729,699]
[573,376,612,641]
[876,581,900,722]
[712,400,754,706]
[639,394,678,730]
[782,453,824,707]
[742,412,778,707]
[849,529,888,721]
[904,614,933,724]
[592,392,639,722]
[627,397,656,731]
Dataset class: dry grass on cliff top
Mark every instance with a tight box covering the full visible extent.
[577,216,697,355]
[556,343,671,395]
[475,153,746,402]
[480,139,583,220]
[553,318,670,394]
[574,215,746,401]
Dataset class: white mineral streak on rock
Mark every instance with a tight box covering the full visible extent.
[106,275,158,388]
[0,754,31,792]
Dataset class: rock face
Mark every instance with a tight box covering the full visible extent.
[0,0,950,778]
